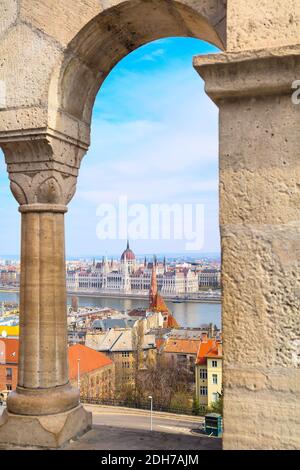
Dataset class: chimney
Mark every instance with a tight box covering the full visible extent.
[201,332,208,343]
[217,342,222,356]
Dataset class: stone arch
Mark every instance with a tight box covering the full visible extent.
[49,0,226,144]
[0,0,299,450]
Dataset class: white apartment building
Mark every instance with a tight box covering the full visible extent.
[198,269,221,288]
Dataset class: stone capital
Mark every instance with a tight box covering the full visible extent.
[1,135,87,206]
[194,45,300,103]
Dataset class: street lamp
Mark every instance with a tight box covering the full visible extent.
[148,395,153,431]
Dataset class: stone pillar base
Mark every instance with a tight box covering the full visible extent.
[0,405,92,449]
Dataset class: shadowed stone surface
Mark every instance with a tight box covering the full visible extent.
[65,425,222,451]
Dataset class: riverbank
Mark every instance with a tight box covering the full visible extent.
[0,290,221,328]
[68,291,221,303]
[0,287,221,304]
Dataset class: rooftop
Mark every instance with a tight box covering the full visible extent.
[68,344,113,380]
[196,339,222,365]
[163,338,201,355]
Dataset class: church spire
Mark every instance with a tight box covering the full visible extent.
[149,257,158,305]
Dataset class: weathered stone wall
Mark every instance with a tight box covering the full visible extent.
[195,48,300,449]
[227,0,300,51]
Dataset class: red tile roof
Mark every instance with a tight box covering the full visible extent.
[206,343,223,358]
[68,344,113,380]
[196,339,222,365]
[155,338,165,351]
[163,338,201,355]
[0,338,19,364]
[166,314,179,329]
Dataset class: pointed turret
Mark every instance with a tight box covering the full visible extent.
[148,255,179,328]
[149,257,158,305]
[149,257,169,315]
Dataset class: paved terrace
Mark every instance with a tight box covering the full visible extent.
[0,405,221,450]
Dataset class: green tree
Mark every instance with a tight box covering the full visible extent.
[208,393,223,415]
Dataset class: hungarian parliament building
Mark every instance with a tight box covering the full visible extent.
[66,242,220,296]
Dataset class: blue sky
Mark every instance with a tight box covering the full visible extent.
[0,38,220,257]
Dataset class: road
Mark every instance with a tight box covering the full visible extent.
[0,403,204,435]
[85,404,204,434]
[0,404,221,450]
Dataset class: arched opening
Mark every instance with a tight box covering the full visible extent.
[64,32,222,432]
[49,0,226,142]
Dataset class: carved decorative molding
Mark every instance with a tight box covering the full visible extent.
[1,136,86,206]
[194,45,300,103]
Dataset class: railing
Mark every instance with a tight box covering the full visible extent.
[80,396,206,416]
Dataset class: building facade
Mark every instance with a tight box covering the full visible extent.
[0,339,18,394]
[85,328,157,391]
[195,339,222,410]
[198,269,221,288]
[67,242,198,295]
[69,344,115,400]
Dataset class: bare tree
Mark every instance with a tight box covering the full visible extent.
[131,320,145,404]
[136,355,194,410]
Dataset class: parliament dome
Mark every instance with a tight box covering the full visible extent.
[121,241,135,261]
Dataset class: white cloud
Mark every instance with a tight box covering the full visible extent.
[76,62,218,208]
[139,48,165,62]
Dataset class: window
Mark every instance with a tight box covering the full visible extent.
[200,369,207,379]
[212,392,219,403]
[212,360,218,368]
[212,374,218,384]
[200,386,207,396]
[6,368,12,379]
[122,351,130,357]
[6,384,12,391]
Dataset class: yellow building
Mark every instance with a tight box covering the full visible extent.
[195,338,222,410]
[0,325,19,338]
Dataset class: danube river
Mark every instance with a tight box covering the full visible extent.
[0,291,221,329]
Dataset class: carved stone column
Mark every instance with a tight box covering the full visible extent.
[195,46,300,450]
[0,137,92,448]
